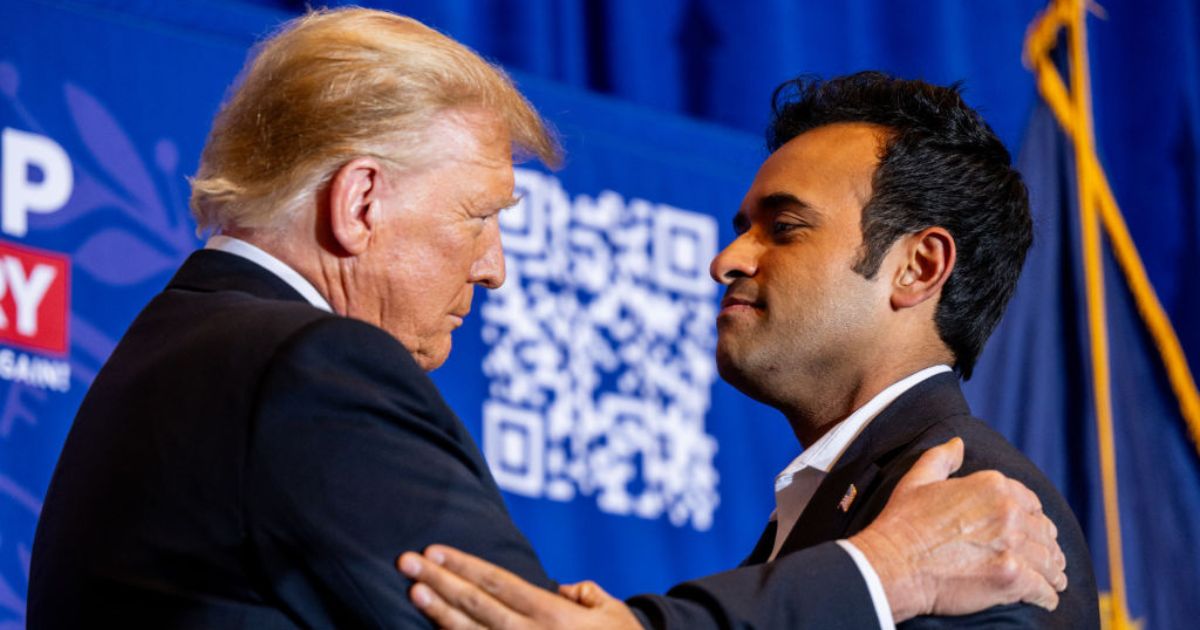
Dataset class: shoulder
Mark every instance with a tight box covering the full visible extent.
[902,415,1049,490]
[252,313,467,445]
[132,278,334,356]
[877,413,1070,539]
[144,281,423,381]
[881,415,1100,629]
[265,314,444,408]
[132,278,453,432]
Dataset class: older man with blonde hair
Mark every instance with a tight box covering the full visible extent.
[30,8,1067,629]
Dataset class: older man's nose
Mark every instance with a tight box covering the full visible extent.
[472,221,506,289]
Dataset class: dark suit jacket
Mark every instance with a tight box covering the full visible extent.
[738,373,1101,628]
[28,250,885,629]
[29,250,552,628]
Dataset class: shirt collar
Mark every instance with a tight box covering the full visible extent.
[204,235,333,312]
[774,364,953,491]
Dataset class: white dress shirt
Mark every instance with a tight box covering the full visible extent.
[769,364,953,630]
[205,235,332,312]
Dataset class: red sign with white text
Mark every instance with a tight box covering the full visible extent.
[0,239,70,355]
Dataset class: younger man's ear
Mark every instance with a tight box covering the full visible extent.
[891,227,956,310]
[327,157,384,256]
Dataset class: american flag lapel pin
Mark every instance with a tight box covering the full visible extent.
[837,483,858,512]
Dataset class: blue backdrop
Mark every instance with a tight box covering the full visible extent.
[1,1,1197,628]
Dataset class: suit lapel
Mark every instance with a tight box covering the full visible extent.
[778,452,881,555]
[777,373,971,556]
[740,520,778,566]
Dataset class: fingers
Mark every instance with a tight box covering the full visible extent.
[558,583,584,605]
[556,582,644,629]
[968,474,1066,604]
[400,549,642,630]
[997,557,1061,612]
[557,581,610,608]
[977,474,1064,594]
[409,581,488,630]
[1011,513,1068,594]
[399,550,526,628]
[423,545,550,615]
[896,438,964,491]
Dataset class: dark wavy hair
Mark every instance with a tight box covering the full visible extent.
[767,71,1032,378]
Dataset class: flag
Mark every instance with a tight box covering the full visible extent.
[965,2,1200,628]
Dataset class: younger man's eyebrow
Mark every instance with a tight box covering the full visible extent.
[759,192,817,215]
[732,192,819,233]
[732,211,751,234]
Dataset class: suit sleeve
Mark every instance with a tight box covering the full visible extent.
[627,541,881,629]
[897,603,1066,628]
[242,317,552,628]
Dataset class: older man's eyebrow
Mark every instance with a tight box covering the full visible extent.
[493,195,522,212]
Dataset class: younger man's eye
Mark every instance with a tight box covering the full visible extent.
[772,221,804,234]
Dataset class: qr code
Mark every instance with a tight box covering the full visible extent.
[480,169,720,531]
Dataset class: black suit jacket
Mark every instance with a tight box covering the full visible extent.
[739,373,1100,628]
[28,250,884,629]
[29,250,552,628]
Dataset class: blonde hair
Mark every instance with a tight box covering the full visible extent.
[189,8,560,232]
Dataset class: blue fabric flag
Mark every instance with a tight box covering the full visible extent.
[965,15,1200,627]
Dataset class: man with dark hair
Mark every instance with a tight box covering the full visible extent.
[763,72,1032,381]
[400,72,1098,628]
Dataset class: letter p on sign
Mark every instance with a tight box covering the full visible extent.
[3,128,73,238]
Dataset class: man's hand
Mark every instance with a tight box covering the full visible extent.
[398,545,642,630]
[849,437,1069,622]
[399,437,1067,628]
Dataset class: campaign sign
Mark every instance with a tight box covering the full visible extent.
[0,238,70,356]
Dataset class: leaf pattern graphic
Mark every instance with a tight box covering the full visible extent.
[27,170,124,231]
[74,228,177,286]
[0,62,18,99]
[63,83,165,230]
[0,571,23,619]
[2,61,198,628]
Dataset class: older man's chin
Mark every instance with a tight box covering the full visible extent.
[415,336,456,372]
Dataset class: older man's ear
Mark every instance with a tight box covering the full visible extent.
[327,157,385,256]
